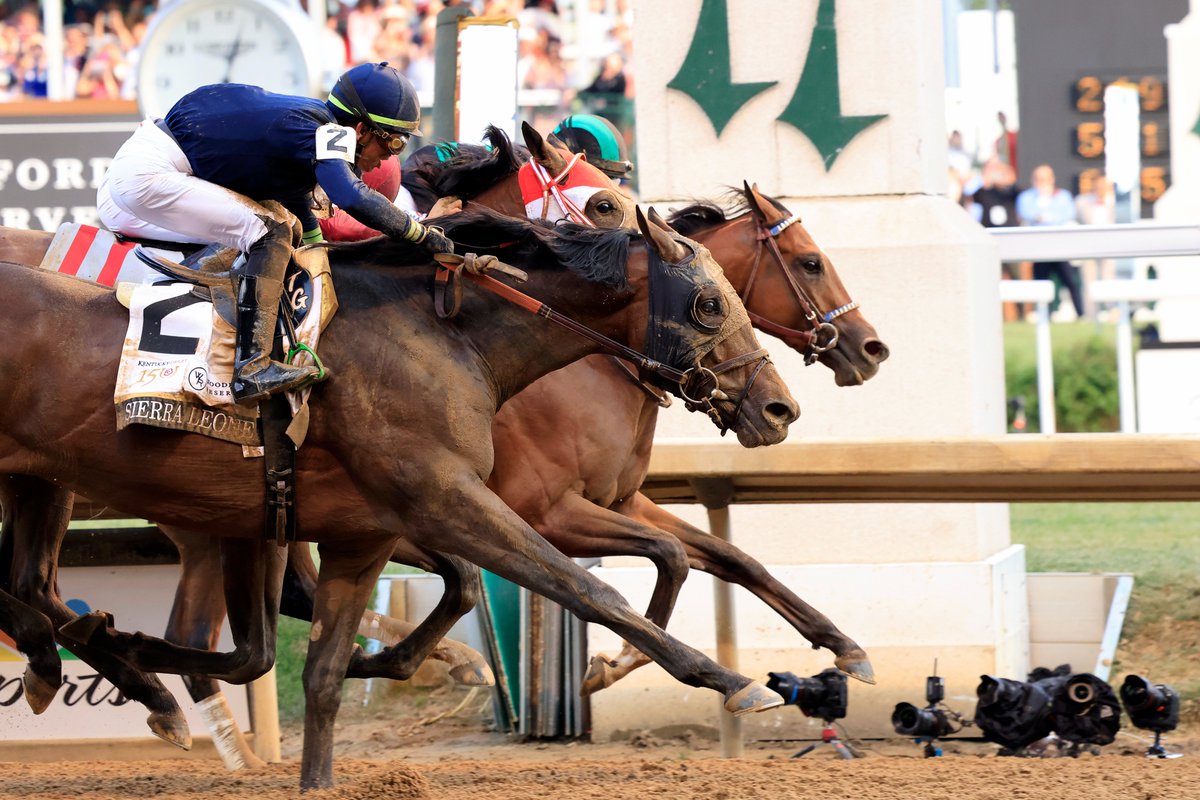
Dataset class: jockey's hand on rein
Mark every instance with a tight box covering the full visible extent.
[420,225,455,256]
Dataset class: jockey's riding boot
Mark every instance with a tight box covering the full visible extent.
[232,220,319,405]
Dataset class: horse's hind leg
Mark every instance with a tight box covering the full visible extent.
[0,478,62,712]
[161,527,267,771]
[61,536,285,684]
[529,491,690,694]
[347,541,491,685]
[0,589,60,713]
[2,474,191,748]
[621,491,875,683]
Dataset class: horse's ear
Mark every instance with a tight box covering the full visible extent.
[646,206,675,233]
[637,206,690,264]
[743,180,770,222]
[523,121,566,174]
[547,131,569,151]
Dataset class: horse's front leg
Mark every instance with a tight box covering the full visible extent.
[532,491,690,694]
[161,527,268,770]
[414,476,781,715]
[3,474,191,748]
[622,491,875,683]
[347,542,492,685]
[60,536,286,684]
[301,536,395,792]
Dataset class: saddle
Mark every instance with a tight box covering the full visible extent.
[38,223,338,450]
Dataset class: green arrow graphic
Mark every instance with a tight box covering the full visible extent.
[778,0,887,170]
[667,0,777,137]
[1191,108,1200,138]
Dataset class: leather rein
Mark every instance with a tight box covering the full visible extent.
[433,255,768,435]
[741,212,859,365]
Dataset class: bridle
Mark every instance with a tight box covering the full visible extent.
[741,211,859,365]
[433,244,766,436]
[522,153,626,228]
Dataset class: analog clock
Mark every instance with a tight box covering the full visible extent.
[137,0,322,119]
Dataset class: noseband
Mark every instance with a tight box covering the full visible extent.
[642,239,770,436]
[677,346,770,435]
[742,212,859,365]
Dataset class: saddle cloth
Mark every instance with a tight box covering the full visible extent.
[37,223,337,450]
[37,222,183,286]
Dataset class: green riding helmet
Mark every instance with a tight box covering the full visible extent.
[551,114,634,180]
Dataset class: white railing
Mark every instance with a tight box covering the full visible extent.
[990,222,1200,434]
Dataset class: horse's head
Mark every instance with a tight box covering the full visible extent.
[634,206,798,447]
[736,182,889,385]
[518,121,636,230]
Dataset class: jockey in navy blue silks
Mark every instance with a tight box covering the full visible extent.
[98,62,451,404]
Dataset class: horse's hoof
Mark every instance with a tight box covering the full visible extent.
[449,660,495,687]
[147,710,192,751]
[725,680,785,716]
[22,665,61,714]
[57,610,112,645]
[580,654,619,696]
[835,651,876,685]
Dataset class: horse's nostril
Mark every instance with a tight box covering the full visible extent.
[765,399,799,426]
[864,339,890,362]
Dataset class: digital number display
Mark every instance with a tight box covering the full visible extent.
[1071,72,1170,208]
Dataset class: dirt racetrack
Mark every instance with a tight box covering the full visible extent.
[3,695,1199,800]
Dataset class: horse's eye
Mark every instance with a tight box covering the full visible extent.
[801,258,822,274]
[690,286,725,333]
[597,200,615,213]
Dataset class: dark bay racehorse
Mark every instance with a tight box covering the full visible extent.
[1,125,885,769]
[0,206,797,790]
[152,156,891,767]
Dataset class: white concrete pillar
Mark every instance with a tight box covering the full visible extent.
[1150,1,1200,342]
[588,0,1024,741]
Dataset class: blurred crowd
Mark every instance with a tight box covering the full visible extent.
[948,112,1119,322]
[0,0,635,119]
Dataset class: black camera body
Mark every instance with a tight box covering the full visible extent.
[892,675,955,741]
[766,668,848,722]
[1120,675,1180,734]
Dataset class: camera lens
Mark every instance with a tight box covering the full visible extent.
[892,702,951,738]
[1067,680,1096,704]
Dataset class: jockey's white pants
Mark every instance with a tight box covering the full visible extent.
[97,119,269,253]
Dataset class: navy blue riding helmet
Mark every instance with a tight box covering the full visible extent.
[551,114,633,180]
[325,62,423,151]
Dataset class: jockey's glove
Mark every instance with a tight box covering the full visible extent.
[419,225,454,255]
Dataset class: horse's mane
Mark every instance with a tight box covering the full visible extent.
[406,125,529,201]
[666,189,792,236]
[325,207,633,288]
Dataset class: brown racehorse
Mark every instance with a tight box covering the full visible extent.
[0,205,798,790]
[1,126,885,765]
[158,175,890,766]
[0,123,636,745]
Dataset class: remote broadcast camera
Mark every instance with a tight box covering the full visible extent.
[766,668,848,722]
[1120,674,1182,759]
[1120,675,1180,733]
[893,676,956,739]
